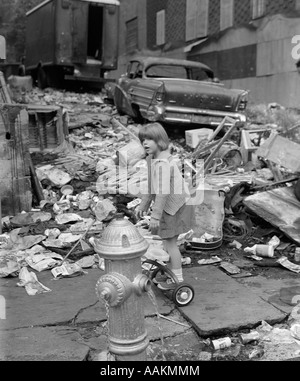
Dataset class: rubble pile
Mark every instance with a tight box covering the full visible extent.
[1,87,300,297]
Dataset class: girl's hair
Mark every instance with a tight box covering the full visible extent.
[138,122,170,151]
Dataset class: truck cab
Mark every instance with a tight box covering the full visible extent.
[25,0,119,88]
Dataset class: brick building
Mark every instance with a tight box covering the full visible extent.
[114,0,300,108]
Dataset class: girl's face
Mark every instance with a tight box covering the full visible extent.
[142,138,160,157]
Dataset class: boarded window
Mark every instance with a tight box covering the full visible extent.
[220,0,234,31]
[252,0,266,19]
[156,10,165,45]
[186,0,209,41]
[126,18,138,53]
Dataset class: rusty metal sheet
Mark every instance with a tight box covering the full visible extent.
[244,187,300,244]
[256,134,300,173]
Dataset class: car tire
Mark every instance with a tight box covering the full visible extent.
[132,104,145,124]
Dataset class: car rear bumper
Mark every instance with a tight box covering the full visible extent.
[146,105,246,125]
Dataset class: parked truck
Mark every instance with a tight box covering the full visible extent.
[25,0,120,88]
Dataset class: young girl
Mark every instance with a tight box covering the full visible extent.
[136,122,194,290]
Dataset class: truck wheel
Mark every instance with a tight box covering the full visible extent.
[132,104,145,124]
[37,66,48,89]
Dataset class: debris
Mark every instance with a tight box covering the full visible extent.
[249,348,264,360]
[290,323,300,341]
[0,234,10,249]
[268,235,281,249]
[246,255,263,261]
[181,257,192,266]
[17,267,51,295]
[75,255,97,269]
[228,240,242,249]
[244,244,274,258]
[220,262,241,275]
[0,257,20,278]
[197,256,222,265]
[277,257,300,273]
[211,337,232,350]
[51,262,86,279]
[117,140,146,168]
[25,252,63,272]
[239,331,260,344]
[93,199,117,222]
[36,165,72,187]
[294,248,300,263]
[185,128,214,149]
[256,133,300,173]
[55,213,83,225]
[244,187,300,245]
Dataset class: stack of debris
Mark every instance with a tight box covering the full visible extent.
[1,83,300,295]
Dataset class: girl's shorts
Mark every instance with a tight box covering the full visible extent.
[158,203,195,239]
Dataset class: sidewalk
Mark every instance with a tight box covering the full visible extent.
[1,262,296,361]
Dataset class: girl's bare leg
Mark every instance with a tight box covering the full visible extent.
[163,235,182,270]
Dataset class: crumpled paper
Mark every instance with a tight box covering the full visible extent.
[51,262,87,279]
[17,267,51,295]
[0,258,20,278]
[25,252,63,272]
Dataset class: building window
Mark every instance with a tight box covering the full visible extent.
[252,0,266,19]
[126,18,138,53]
[186,0,209,41]
[156,9,165,46]
[220,0,234,31]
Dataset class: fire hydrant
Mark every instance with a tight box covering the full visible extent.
[94,213,150,361]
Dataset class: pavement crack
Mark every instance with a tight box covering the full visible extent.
[72,301,99,326]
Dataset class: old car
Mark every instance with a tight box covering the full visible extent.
[113,56,248,127]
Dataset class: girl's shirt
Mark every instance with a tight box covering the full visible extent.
[139,150,190,220]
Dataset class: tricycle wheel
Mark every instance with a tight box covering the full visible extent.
[172,283,194,307]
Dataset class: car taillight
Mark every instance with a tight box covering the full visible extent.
[154,85,165,102]
[238,91,248,111]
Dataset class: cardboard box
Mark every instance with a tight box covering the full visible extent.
[185,128,214,149]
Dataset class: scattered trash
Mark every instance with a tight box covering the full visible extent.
[277,257,300,273]
[249,348,264,359]
[0,257,20,278]
[51,262,86,279]
[244,244,274,258]
[197,256,222,265]
[228,240,242,249]
[127,198,141,209]
[93,199,117,222]
[211,337,232,350]
[294,247,300,262]
[290,323,300,341]
[17,267,51,295]
[246,255,263,261]
[220,262,241,275]
[268,235,281,249]
[181,257,192,266]
[0,234,10,249]
[25,252,63,272]
[75,255,97,269]
[239,331,260,344]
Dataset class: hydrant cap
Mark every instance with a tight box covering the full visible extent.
[94,215,149,259]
